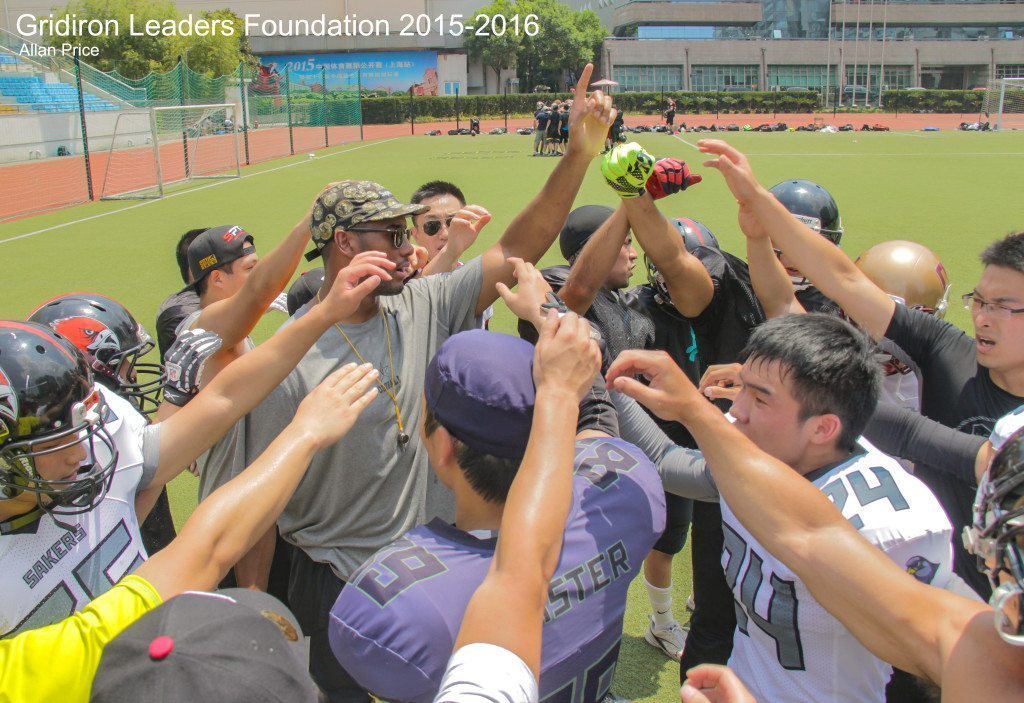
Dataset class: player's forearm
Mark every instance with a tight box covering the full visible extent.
[746,235,802,318]
[748,191,893,338]
[495,385,579,580]
[231,526,276,590]
[560,205,629,314]
[158,307,330,472]
[421,245,460,276]
[624,196,712,317]
[497,151,591,265]
[139,424,318,598]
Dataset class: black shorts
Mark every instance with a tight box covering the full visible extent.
[652,491,692,555]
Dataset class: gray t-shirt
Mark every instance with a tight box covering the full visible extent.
[202,257,485,579]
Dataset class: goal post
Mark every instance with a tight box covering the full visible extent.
[100,103,241,200]
[982,78,1024,131]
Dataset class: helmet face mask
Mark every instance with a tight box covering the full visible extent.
[28,294,166,416]
[0,323,119,517]
[769,180,843,287]
[963,428,1024,645]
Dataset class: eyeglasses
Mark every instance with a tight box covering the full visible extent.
[346,225,409,249]
[962,292,1024,319]
[421,216,455,237]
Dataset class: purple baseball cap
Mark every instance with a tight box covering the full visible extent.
[424,330,535,459]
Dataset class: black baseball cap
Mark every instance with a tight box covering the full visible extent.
[185,225,256,288]
[559,205,615,262]
[91,589,316,703]
[287,267,325,315]
[425,330,536,460]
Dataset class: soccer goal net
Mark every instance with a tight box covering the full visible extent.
[982,78,1024,131]
[99,103,241,200]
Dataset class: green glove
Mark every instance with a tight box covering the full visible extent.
[601,142,656,198]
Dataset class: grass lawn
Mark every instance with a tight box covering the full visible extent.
[2,128,1022,700]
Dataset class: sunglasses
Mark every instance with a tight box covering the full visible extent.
[421,216,455,237]
[346,224,409,249]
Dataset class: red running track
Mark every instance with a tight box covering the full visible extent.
[0,113,981,223]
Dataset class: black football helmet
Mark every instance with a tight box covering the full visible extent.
[769,180,843,246]
[646,217,719,306]
[0,321,118,516]
[963,427,1024,645]
[28,293,165,416]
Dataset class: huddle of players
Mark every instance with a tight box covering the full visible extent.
[533,99,571,156]
[0,64,1023,703]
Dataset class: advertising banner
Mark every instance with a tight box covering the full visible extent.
[259,51,439,95]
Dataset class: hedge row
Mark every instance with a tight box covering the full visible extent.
[345,89,991,125]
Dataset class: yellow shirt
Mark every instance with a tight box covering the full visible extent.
[0,574,162,703]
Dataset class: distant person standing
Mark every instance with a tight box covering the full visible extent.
[665,97,676,128]
[533,102,550,156]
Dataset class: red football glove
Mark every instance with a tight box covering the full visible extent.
[646,158,702,200]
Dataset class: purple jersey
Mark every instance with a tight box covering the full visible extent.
[329,437,665,703]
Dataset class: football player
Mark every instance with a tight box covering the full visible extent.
[0,253,390,639]
[607,343,1024,703]
[854,240,951,412]
[609,313,954,702]
[0,359,379,703]
[698,137,1023,600]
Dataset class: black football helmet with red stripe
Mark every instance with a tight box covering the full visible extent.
[0,321,118,515]
[28,293,165,416]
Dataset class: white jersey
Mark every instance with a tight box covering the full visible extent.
[434,643,537,703]
[876,338,921,413]
[723,439,952,703]
[0,384,149,638]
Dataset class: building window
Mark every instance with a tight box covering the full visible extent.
[690,65,760,92]
[844,65,912,90]
[444,82,461,95]
[767,65,837,89]
[611,65,684,92]
[997,65,1024,79]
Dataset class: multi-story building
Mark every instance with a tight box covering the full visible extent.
[591,0,1024,97]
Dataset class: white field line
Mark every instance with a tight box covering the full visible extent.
[0,138,399,246]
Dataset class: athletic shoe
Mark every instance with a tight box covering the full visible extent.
[644,616,688,661]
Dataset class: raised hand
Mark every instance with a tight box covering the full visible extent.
[291,363,379,450]
[601,142,656,198]
[605,349,702,422]
[646,158,702,200]
[533,311,601,403]
[163,328,223,406]
[697,139,765,206]
[566,63,617,160]
[699,363,743,402]
[447,205,492,256]
[496,256,555,328]
[319,251,395,321]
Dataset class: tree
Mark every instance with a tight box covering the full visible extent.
[167,9,258,77]
[44,0,252,78]
[463,0,521,93]
[466,0,607,93]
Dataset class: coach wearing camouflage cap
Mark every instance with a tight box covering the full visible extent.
[201,64,617,702]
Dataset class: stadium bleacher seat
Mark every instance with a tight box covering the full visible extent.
[0,75,120,112]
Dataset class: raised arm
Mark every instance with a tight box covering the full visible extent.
[699,140,894,339]
[147,252,393,488]
[601,145,713,317]
[476,63,616,317]
[558,204,630,315]
[192,203,316,379]
[744,224,804,318]
[606,349,989,687]
[453,312,601,677]
[137,363,378,599]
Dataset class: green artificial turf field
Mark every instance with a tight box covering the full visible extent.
[2,129,1022,700]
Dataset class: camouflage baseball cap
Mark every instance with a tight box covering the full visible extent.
[305,180,429,261]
